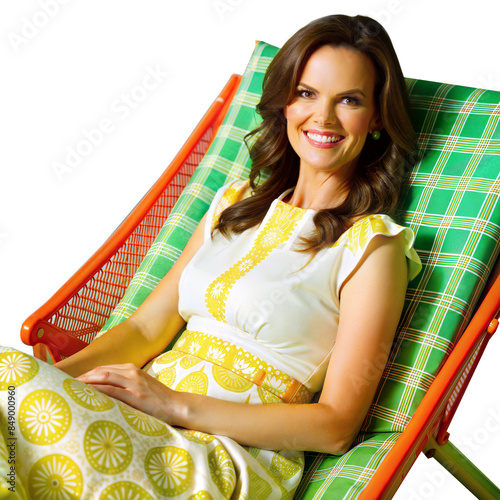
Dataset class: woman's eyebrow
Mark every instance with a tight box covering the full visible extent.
[337,88,366,97]
[297,82,318,92]
[297,83,366,98]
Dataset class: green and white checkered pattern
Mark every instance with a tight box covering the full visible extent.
[99,42,500,498]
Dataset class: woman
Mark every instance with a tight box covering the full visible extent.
[1,14,421,499]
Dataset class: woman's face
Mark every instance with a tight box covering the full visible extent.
[285,45,381,182]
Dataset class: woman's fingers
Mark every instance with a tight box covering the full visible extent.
[76,363,175,422]
[88,383,140,408]
[77,363,140,385]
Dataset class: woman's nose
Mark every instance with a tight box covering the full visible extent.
[313,100,336,126]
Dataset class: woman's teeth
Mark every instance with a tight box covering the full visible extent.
[306,132,342,143]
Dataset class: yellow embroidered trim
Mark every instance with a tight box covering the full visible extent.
[173,330,314,404]
[206,201,305,323]
[211,180,253,231]
[332,214,394,254]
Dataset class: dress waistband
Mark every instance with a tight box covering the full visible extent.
[172,330,314,404]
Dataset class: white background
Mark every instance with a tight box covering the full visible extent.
[1,1,499,498]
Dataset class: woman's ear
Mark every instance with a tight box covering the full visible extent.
[369,113,384,134]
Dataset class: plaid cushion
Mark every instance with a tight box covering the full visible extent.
[99,42,500,498]
[366,79,500,433]
[297,432,401,500]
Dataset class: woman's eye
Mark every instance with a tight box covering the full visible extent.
[297,89,314,98]
[341,97,360,106]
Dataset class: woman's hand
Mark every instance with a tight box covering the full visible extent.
[76,364,181,424]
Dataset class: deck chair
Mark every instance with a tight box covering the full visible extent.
[22,42,500,499]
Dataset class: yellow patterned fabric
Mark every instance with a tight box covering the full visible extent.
[147,330,314,405]
[206,197,306,323]
[209,180,253,234]
[0,346,304,499]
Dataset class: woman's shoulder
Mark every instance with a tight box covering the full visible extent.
[333,214,400,252]
[218,179,254,205]
[333,214,421,281]
[208,179,254,234]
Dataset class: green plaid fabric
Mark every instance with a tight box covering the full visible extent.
[364,79,500,434]
[296,433,400,499]
[99,42,500,498]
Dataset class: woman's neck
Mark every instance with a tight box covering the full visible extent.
[286,169,351,210]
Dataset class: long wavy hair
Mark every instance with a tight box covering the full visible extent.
[215,15,416,254]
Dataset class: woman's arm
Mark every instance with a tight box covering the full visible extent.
[78,232,409,455]
[55,214,207,378]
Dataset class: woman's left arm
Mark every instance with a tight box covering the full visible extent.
[77,233,408,455]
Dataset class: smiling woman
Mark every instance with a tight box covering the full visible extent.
[1,13,422,500]
[284,45,381,204]
[216,15,416,255]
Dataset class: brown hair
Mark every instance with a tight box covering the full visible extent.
[215,14,416,253]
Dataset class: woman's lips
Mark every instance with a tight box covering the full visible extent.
[304,130,345,148]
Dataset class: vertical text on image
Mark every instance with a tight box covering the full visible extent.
[6,385,17,493]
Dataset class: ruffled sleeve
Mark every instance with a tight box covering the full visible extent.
[204,180,253,240]
[333,214,422,297]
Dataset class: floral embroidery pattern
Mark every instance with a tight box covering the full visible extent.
[98,481,154,500]
[206,201,304,323]
[208,445,236,497]
[84,421,133,474]
[210,180,253,231]
[332,214,394,254]
[169,330,313,404]
[117,402,170,437]
[29,454,83,499]
[145,447,194,497]
[63,378,115,411]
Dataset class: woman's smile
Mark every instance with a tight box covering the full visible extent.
[304,130,345,148]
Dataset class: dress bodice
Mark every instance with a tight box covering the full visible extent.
[177,181,421,393]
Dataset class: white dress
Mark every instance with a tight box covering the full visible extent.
[0,181,421,500]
